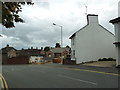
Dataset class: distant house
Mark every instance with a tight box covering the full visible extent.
[69,14,115,64]
[1,44,17,64]
[8,49,17,58]
[17,47,45,57]
[29,56,44,64]
[51,47,70,59]
[2,44,17,57]
[45,50,54,58]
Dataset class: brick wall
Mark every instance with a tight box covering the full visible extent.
[3,55,29,65]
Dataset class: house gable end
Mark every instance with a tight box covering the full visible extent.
[98,24,115,36]
[69,25,88,39]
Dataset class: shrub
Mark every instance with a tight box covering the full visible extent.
[98,58,116,61]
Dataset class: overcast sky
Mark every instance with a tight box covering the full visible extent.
[0,0,120,50]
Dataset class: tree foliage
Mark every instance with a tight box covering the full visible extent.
[44,47,50,52]
[1,1,34,28]
[55,43,61,48]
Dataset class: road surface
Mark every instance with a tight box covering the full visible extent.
[2,64,119,88]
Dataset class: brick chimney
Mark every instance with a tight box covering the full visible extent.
[7,44,9,47]
[31,47,33,49]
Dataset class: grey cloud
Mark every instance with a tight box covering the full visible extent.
[35,1,50,9]
[1,0,119,49]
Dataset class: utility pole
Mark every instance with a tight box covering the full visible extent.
[53,23,63,47]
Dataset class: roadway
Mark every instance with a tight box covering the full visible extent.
[1,64,119,88]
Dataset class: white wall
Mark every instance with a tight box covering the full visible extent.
[71,36,76,60]
[114,23,120,42]
[116,45,120,66]
[0,53,2,74]
[29,56,44,63]
[114,21,120,66]
[118,1,120,17]
[73,16,115,64]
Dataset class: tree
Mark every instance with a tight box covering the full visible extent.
[55,43,61,48]
[44,47,50,52]
[66,45,70,48]
[0,1,34,28]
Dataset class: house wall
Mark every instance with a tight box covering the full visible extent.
[46,51,54,58]
[0,53,1,73]
[29,56,44,63]
[114,23,120,42]
[7,56,29,64]
[116,45,120,66]
[118,1,120,17]
[8,49,17,58]
[114,22,120,66]
[62,50,69,58]
[71,36,76,60]
[0,53,2,70]
[74,22,115,64]
[2,54,8,64]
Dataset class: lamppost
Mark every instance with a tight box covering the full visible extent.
[53,23,63,47]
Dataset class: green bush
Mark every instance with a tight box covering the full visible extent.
[98,58,116,61]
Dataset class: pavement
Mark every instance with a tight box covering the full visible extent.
[82,61,116,67]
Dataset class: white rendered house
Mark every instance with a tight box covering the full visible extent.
[110,1,120,67]
[69,14,115,64]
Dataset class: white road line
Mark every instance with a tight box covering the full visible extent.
[58,75,97,85]
[38,71,45,73]
[30,69,46,73]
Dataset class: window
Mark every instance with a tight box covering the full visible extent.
[72,38,75,45]
[73,50,75,58]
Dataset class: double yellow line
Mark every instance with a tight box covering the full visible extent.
[0,73,8,90]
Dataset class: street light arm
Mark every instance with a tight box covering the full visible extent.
[53,23,56,25]
[53,23,62,27]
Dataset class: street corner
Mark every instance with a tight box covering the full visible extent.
[0,73,8,90]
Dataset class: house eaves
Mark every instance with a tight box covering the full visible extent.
[98,24,115,36]
[69,33,76,39]
[110,17,120,24]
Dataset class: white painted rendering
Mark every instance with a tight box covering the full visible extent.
[114,23,120,42]
[115,45,120,66]
[111,20,120,66]
[110,1,120,66]
[71,36,76,60]
[70,14,115,64]
[118,1,120,17]
[29,56,44,63]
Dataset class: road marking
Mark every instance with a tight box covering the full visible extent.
[0,76,4,89]
[38,71,45,73]
[0,73,8,90]
[64,68,120,76]
[58,74,97,85]
[38,65,120,76]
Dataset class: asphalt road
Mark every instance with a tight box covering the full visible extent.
[2,64,119,88]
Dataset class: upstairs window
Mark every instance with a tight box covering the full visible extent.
[72,38,75,45]
[73,50,75,58]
